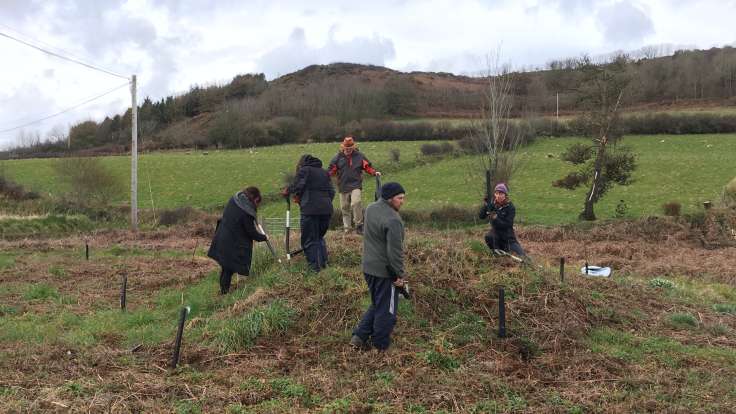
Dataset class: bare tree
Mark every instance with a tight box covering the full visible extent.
[46,125,68,145]
[469,51,527,197]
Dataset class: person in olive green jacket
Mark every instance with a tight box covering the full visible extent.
[350,182,407,351]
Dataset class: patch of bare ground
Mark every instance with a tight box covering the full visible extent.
[520,214,736,283]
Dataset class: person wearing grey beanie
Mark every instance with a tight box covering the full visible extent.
[351,182,407,351]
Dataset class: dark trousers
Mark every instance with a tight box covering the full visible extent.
[301,214,330,272]
[484,230,525,257]
[353,273,400,350]
[219,267,235,294]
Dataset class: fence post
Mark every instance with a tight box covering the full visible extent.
[170,306,190,369]
[498,287,506,338]
[560,257,565,283]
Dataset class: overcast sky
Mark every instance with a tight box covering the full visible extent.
[1,0,735,148]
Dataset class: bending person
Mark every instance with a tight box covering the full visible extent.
[286,154,335,272]
[208,186,268,294]
[479,183,526,258]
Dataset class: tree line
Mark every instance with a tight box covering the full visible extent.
[6,46,736,157]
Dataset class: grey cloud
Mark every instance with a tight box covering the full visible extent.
[39,2,186,101]
[425,52,485,76]
[596,1,654,45]
[0,0,44,23]
[49,2,157,55]
[256,27,396,79]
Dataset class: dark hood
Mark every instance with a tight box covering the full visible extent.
[233,191,257,217]
[302,154,323,168]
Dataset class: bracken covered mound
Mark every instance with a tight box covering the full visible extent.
[0,218,735,412]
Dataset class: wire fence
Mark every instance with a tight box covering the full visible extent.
[262,217,300,235]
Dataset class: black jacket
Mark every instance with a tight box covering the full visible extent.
[208,193,267,275]
[479,201,519,243]
[289,155,335,216]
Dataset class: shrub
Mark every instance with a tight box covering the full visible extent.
[649,278,676,289]
[389,148,400,163]
[553,172,587,189]
[615,199,629,218]
[53,157,123,207]
[560,143,594,165]
[309,116,341,142]
[420,142,454,157]
[0,176,39,201]
[662,201,682,217]
[158,207,198,226]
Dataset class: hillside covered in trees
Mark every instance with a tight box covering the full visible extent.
[7,46,736,157]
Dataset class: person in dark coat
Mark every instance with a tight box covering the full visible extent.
[479,182,526,257]
[286,154,335,272]
[328,136,381,235]
[208,187,268,294]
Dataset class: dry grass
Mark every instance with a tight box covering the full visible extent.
[1,218,735,412]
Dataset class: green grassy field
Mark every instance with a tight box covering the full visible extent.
[1,135,734,225]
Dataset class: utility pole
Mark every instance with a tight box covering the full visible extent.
[131,74,138,231]
[556,92,559,120]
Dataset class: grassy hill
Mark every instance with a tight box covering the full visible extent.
[0,222,734,412]
[2,134,734,225]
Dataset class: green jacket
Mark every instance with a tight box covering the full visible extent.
[362,199,405,278]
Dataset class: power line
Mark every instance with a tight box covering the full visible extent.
[0,30,129,80]
[0,22,107,72]
[0,82,131,135]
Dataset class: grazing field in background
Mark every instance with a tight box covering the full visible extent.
[1,134,734,224]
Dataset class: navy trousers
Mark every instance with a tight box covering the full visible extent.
[484,230,525,257]
[219,267,234,294]
[301,214,330,272]
[353,273,400,350]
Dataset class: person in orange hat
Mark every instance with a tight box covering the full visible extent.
[328,136,381,235]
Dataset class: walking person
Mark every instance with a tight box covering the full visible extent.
[208,187,268,294]
[328,136,381,235]
[351,182,407,351]
[479,182,526,257]
[285,154,335,272]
